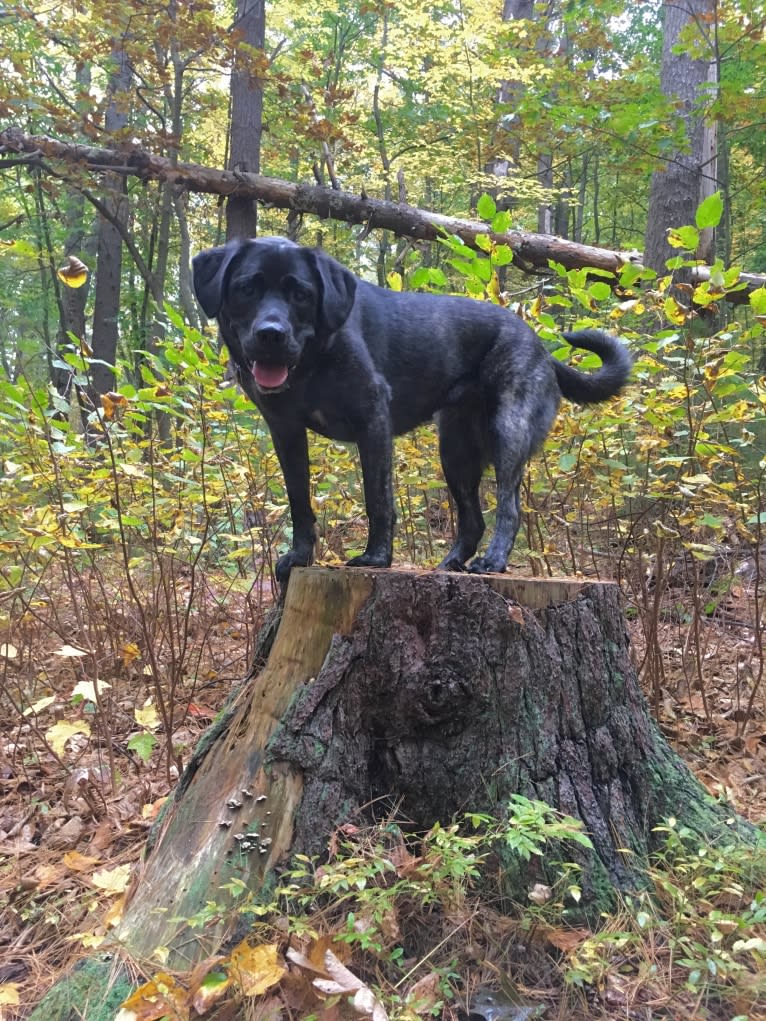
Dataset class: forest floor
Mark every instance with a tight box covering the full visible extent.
[1,561,765,1020]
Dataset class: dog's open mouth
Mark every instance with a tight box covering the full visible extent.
[252,362,290,391]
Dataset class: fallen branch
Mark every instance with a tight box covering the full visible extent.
[1,127,763,301]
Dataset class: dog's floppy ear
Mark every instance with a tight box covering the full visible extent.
[309,249,357,334]
[192,240,245,319]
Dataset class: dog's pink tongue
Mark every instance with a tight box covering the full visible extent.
[252,363,288,389]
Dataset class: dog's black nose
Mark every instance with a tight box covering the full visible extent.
[256,324,286,344]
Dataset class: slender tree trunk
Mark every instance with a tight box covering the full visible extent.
[226,0,265,240]
[644,0,718,275]
[88,45,132,412]
[53,62,96,418]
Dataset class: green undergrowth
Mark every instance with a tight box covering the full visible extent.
[175,803,766,1020]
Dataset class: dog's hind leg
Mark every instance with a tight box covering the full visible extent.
[467,391,553,575]
[435,408,486,571]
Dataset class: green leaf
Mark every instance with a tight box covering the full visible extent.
[695,191,723,230]
[749,285,766,315]
[491,209,511,233]
[588,281,611,301]
[618,263,645,288]
[476,193,497,220]
[668,225,700,251]
[493,244,513,266]
[127,732,157,763]
[409,267,430,289]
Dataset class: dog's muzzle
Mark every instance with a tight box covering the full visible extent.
[249,322,294,391]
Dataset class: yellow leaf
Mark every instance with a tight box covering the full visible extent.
[57,255,89,288]
[101,391,129,420]
[229,941,286,997]
[103,896,125,929]
[46,719,90,756]
[386,271,402,292]
[64,850,101,872]
[120,642,141,667]
[663,295,687,325]
[135,699,160,730]
[116,973,190,1021]
[0,984,21,1007]
[91,863,132,895]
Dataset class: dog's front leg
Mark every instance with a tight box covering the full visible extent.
[269,424,317,585]
[347,419,395,570]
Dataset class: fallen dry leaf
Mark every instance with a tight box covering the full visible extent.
[542,925,591,953]
[229,940,286,997]
[91,863,132,895]
[528,882,552,905]
[115,971,189,1021]
[0,983,21,1007]
[313,951,388,1020]
[54,644,88,658]
[45,719,91,757]
[191,968,231,1014]
[406,972,441,1014]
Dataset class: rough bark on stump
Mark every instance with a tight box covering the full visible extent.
[30,567,755,1019]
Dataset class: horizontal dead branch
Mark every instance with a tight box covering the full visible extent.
[1,126,763,302]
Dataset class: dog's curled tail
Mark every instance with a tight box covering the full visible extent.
[554,329,633,404]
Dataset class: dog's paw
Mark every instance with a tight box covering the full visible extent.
[275,549,313,584]
[346,551,392,569]
[467,556,506,575]
[435,555,466,572]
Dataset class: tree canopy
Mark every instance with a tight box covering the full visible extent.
[2,4,766,1018]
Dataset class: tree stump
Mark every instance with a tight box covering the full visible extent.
[30,566,757,1020]
[106,566,751,969]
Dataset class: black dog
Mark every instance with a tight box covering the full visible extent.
[193,237,631,583]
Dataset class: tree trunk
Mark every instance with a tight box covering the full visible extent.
[88,44,132,413]
[226,0,265,240]
[644,0,718,275]
[29,567,756,1018]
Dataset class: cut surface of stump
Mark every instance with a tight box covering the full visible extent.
[111,567,750,966]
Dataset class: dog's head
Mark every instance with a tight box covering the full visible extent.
[192,237,357,394]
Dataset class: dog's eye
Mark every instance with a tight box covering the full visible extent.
[238,275,263,299]
[289,281,312,303]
